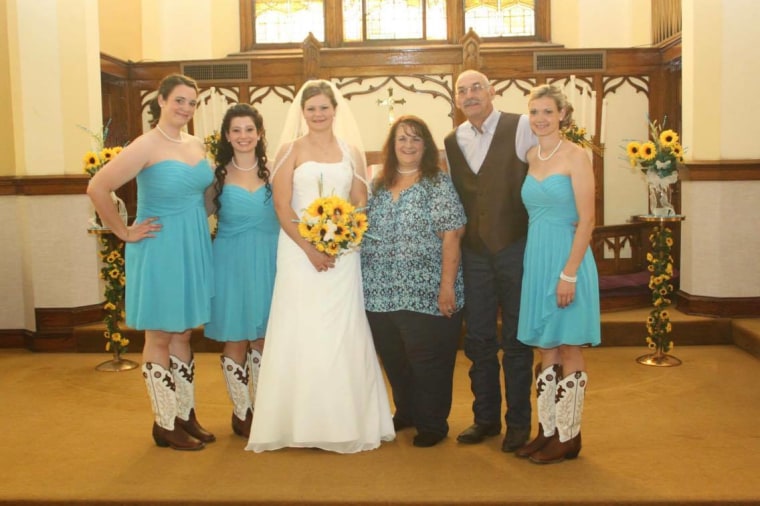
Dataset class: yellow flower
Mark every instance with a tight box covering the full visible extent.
[640,141,656,161]
[666,237,673,247]
[100,147,115,162]
[106,341,111,351]
[326,242,341,256]
[104,302,116,311]
[109,269,120,279]
[626,142,641,159]
[306,199,326,218]
[121,338,130,346]
[659,129,679,148]
[111,332,122,341]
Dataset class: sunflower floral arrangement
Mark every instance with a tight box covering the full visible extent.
[645,225,676,354]
[81,121,129,355]
[204,131,221,164]
[625,118,684,186]
[296,180,369,257]
[561,121,603,157]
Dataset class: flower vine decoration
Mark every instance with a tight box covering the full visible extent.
[561,121,603,157]
[645,225,675,354]
[81,121,129,355]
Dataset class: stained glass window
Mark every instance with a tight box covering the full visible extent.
[464,0,535,38]
[250,0,538,44]
[255,0,325,43]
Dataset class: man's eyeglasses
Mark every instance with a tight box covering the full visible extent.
[456,82,488,96]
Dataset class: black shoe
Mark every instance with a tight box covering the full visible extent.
[456,423,501,444]
[393,416,414,432]
[413,432,445,448]
[501,426,531,452]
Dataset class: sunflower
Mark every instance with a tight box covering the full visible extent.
[640,141,657,161]
[659,129,679,147]
[626,141,641,159]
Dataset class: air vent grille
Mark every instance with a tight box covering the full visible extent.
[534,52,606,73]
[181,62,250,82]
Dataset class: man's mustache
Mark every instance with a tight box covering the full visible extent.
[464,99,480,107]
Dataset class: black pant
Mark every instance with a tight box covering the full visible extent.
[461,241,534,429]
[367,309,463,436]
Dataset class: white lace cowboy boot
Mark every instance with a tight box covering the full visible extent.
[246,348,263,403]
[515,363,561,458]
[169,354,216,443]
[530,371,587,464]
[220,355,253,437]
[142,362,204,451]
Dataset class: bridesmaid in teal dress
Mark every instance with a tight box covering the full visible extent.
[515,84,600,464]
[204,104,279,438]
[88,74,215,451]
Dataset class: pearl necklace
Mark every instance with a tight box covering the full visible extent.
[397,168,420,175]
[155,125,184,143]
[232,158,258,172]
[537,139,563,161]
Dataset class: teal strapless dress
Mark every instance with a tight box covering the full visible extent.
[204,185,279,341]
[517,174,601,348]
[125,159,214,332]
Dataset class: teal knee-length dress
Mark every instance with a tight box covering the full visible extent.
[125,159,214,332]
[517,174,601,348]
[204,184,279,341]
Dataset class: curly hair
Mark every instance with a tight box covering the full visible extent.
[529,83,575,130]
[374,115,442,192]
[212,104,271,215]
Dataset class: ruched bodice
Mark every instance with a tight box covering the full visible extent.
[215,185,280,238]
[135,159,212,219]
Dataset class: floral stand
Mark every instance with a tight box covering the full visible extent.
[632,214,686,367]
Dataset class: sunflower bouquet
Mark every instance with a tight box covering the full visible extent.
[561,121,603,157]
[296,188,369,257]
[625,119,684,182]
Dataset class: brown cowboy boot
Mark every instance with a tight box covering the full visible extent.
[170,354,216,443]
[530,371,587,464]
[515,363,561,458]
[221,355,253,437]
[142,362,204,451]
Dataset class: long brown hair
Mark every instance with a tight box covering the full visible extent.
[374,115,441,192]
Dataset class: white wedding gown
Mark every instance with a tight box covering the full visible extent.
[246,149,395,454]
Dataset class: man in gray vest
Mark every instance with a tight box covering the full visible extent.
[444,70,536,452]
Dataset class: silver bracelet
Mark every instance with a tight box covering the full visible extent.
[559,271,577,283]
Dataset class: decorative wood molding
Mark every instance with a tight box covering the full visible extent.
[0,175,89,196]
[676,291,760,318]
[681,160,760,181]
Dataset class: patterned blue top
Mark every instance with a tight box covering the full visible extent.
[361,172,467,316]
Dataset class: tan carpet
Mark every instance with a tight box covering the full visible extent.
[1,346,759,505]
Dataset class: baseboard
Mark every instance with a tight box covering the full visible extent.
[30,303,105,352]
[676,291,760,318]
[0,329,30,349]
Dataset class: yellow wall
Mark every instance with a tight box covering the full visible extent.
[552,0,651,49]
[98,0,142,61]
[0,0,16,176]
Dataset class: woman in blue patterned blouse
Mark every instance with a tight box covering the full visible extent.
[362,115,467,448]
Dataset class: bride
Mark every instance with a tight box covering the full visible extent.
[245,80,395,453]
